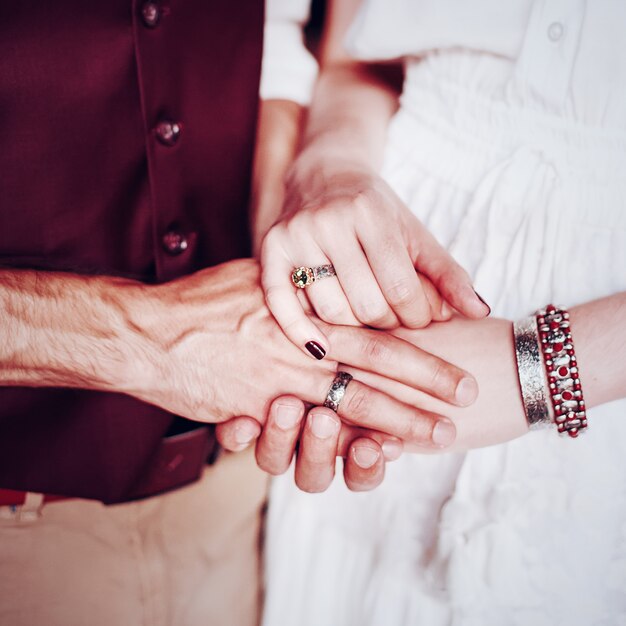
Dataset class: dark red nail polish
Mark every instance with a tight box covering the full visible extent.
[474,290,491,315]
[305,341,326,360]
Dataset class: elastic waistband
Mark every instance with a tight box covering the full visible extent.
[400,59,626,185]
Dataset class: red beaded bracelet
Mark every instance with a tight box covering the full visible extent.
[536,305,587,438]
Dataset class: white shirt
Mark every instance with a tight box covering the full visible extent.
[347,0,626,127]
[260,0,318,105]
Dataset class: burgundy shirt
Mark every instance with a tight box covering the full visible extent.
[0,0,263,503]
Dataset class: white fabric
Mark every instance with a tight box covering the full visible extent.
[260,0,318,105]
[263,2,626,625]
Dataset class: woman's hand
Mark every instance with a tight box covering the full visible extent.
[347,316,530,451]
[261,162,491,359]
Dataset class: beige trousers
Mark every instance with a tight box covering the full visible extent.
[0,448,268,626]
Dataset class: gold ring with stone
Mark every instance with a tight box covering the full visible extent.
[291,264,336,289]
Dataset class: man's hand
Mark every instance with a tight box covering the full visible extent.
[1,259,479,484]
[216,395,403,493]
[132,259,474,439]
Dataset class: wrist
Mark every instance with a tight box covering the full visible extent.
[123,260,266,419]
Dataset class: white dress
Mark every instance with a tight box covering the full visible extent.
[263,2,626,625]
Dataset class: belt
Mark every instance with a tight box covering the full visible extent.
[0,426,221,507]
[0,490,68,507]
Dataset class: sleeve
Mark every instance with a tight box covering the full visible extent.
[260,0,318,105]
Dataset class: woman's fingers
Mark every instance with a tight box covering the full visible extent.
[419,274,453,321]
[304,270,359,327]
[317,241,398,328]
[322,323,478,406]
[360,230,432,328]
[261,229,331,359]
[409,219,491,318]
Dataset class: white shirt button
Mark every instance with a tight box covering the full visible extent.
[548,21,564,42]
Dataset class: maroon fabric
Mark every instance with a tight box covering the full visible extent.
[0,1,263,503]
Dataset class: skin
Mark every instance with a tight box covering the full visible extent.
[215,1,488,490]
[218,0,626,491]
[260,13,490,360]
[218,0,486,491]
[220,294,626,489]
[0,260,475,447]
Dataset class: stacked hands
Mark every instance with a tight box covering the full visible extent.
[191,164,527,493]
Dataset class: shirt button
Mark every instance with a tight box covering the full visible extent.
[141,1,161,28]
[162,230,189,255]
[155,120,182,146]
[547,21,564,42]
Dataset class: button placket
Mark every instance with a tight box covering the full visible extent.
[513,0,585,110]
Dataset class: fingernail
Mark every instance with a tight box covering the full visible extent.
[353,445,380,469]
[275,403,302,430]
[234,423,257,445]
[474,290,491,315]
[382,440,403,461]
[309,412,339,439]
[455,377,478,406]
[432,419,456,447]
[305,341,326,360]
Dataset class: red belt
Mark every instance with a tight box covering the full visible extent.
[0,489,69,507]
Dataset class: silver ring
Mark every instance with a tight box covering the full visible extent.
[324,371,353,413]
[291,264,336,289]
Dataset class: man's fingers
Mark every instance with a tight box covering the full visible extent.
[215,416,261,452]
[336,379,457,448]
[336,425,403,461]
[343,437,385,492]
[322,324,478,406]
[255,396,305,475]
[294,407,341,493]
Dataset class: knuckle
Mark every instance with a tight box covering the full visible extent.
[316,300,351,324]
[429,360,457,398]
[260,225,285,257]
[363,335,392,364]
[399,414,429,444]
[353,301,393,327]
[406,309,432,329]
[351,190,375,215]
[343,385,370,419]
[386,278,417,307]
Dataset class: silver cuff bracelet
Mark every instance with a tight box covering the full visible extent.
[513,316,553,430]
